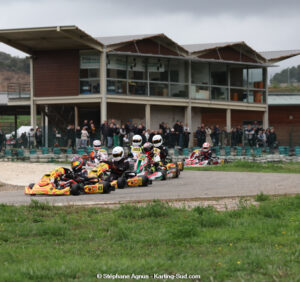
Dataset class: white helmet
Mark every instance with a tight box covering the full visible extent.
[132,135,142,146]
[112,146,124,161]
[152,135,163,147]
[93,140,101,151]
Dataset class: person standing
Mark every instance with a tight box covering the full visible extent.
[75,126,81,149]
[245,124,255,147]
[0,128,4,152]
[205,126,212,146]
[80,127,89,148]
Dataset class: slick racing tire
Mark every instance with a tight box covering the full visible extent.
[102,181,111,194]
[117,177,126,189]
[70,184,81,196]
[140,175,149,187]
[161,170,167,181]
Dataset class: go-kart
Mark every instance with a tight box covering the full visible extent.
[25,167,111,196]
[88,162,149,189]
[82,148,109,168]
[184,155,226,167]
[135,154,179,181]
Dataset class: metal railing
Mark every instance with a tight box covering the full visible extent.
[7,83,30,99]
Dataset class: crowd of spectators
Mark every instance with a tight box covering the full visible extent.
[195,122,277,150]
[0,120,278,152]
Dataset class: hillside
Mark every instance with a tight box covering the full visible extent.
[0,51,30,92]
[271,65,300,85]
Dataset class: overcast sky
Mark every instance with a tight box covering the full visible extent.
[0,0,300,78]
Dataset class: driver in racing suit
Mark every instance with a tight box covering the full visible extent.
[198,142,212,161]
[89,140,108,165]
[103,146,130,182]
[128,135,143,159]
[152,134,168,164]
[142,142,161,171]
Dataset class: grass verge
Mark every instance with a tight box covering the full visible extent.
[185,160,300,174]
[1,196,300,281]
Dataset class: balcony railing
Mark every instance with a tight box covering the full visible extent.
[7,83,30,100]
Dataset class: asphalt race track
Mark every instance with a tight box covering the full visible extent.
[1,170,300,206]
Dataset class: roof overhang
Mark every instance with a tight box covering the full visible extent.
[0,25,103,55]
[259,50,300,64]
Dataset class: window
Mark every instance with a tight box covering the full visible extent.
[191,62,209,85]
[107,55,127,79]
[129,81,147,95]
[230,88,248,102]
[211,64,227,86]
[191,85,209,100]
[149,58,168,82]
[169,60,188,83]
[248,90,265,104]
[230,66,247,87]
[150,83,168,97]
[211,87,228,101]
[107,80,126,95]
[128,57,146,80]
[248,68,264,89]
[170,84,188,98]
[80,52,100,94]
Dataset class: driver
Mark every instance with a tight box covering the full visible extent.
[104,146,130,182]
[152,134,168,164]
[142,142,161,169]
[71,155,88,177]
[128,134,143,159]
[89,140,108,165]
[199,142,212,161]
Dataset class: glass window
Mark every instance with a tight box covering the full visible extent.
[150,83,168,97]
[249,90,264,103]
[248,68,264,89]
[128,57,146,80]
[191,62,209,85]
[107,55,127,79]
[191,85,209,99]
[211,64,227,86]
[80,52,100,94]
[230,66,247,87]
[169,60,188,83]
[80,80,99,94]
[107,80,126,95]
[129,81,147,95]
[211,87,228,101]
[149,58,168,82]
[170,84,188,98]
[230,88,248,102]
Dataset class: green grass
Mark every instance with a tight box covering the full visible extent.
[1,197,300,281]
[186,161,300,174]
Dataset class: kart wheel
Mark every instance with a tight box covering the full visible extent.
[117,177,126,189]
[70,184,81,196]
[140,175,149,187]
[102,181,111,194]
[161,170,167,181]
[175,167,180,178]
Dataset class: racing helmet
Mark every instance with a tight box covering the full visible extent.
[202,142,210,152]
[112,146,124,162]
[71,155,83,172]
[93,140,101,151]
[132,135,142,146]
[152,135,163,147]
[142,142,154,155]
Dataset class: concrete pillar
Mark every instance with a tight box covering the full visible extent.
[14,114,18,139]
[145,104,151,129]
[29,57,36,129]
[74,105,79,128]
[45,106,49,147]
[226,108,231,132]
[263,68,269,129]
[185,105,192,147]
[100,50,107,123]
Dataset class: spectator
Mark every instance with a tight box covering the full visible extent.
[20,132,28,148]
[205,126,212,146]
[75,126,81,149]
[267,128,277,153]
[90,123,97,145]
[220,126,229,147]
[82,120,89,131]
[169,128,177,148]
[236,125,243,146]
[81,127,89,148]
[245,124,255,147]
[101,121,109,146]
[107,123,114,148]
[183,127,190,148]
[231,128,237,147]
[35,128,43,148]
[0,128,4,152]
[119,125,126,146]
[66,125,75,148]
[257,129,267,149]
[212,125,220,147]
[28,128,35,149]
[123,134,130,148]
[113,124,120,146]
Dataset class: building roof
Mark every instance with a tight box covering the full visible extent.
[259,50,300,64]
[0,26,103,54]
[182,41,241,53]
[268,93,300,105]
[96,34,158,46]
